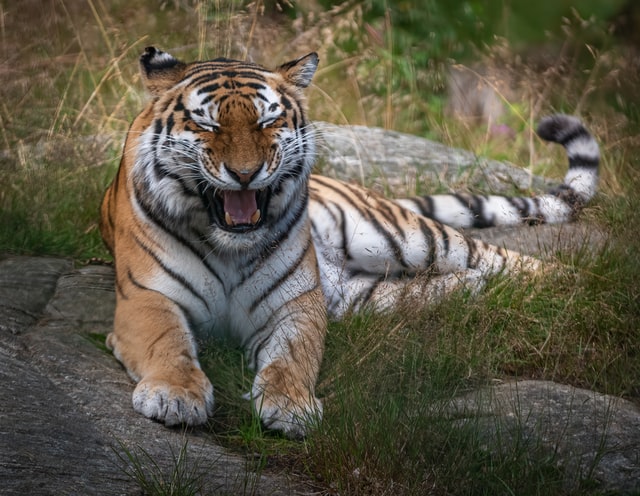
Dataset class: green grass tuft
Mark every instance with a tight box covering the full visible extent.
[113,437,211,496]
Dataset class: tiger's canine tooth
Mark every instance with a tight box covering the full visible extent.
[251,209,261,224]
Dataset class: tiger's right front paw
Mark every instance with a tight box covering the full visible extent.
[132,371,214,426]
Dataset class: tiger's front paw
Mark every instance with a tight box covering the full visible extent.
[250,376,323,438]
[132,370,214,426]
[257,393,323,439]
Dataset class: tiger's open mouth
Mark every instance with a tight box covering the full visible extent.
[202,187,270,233]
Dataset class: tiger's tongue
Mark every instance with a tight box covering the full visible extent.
[223,190,259,225]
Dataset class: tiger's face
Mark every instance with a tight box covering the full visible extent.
[130,47,318,252]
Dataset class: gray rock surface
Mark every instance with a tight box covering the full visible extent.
[315,122,554,195]
[453,381,640,494]
[0,256,303,496]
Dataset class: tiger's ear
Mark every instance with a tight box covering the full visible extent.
[139,46,187,96]
[276,52,319,89]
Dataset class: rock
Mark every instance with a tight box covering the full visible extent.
[315,122,554,196]
[0,256,303,495]
[0,256,72,336]
[453,381,640,494]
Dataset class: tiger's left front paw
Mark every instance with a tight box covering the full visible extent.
[256,392,323,439]
[249,374,323,438]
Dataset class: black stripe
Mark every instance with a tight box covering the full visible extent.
[417,217,437,267]
[352,276,385,311]
[531,196,546,224]
[152,156,200,198]
[558,125,590,148]
[146,327,172,360]
[125,268,198,331]
[396,202,411,223]
[568,154,599,169]
[189,67,268,85]
[173,94,185,112]
[506,197,529,222]
[413,196,435,218]
[133,233,210,312]
[132,180,225,285]
[196,83,222,97]
[454,193,494,228]
[309,190,340,226]
[114,272,127,300]
[249,236,313,314]
[433,220,450,256]
[339,181,410,268]
[280,94,292,109]
[246,82,268,93]
[248,311,291,369]
[152,118,163,143]
[338,204,351,261]
[165,112,175,134]
[376,199,407,242]
[465,236,478,269]
[364,216,408,268]
[312,180,363,263]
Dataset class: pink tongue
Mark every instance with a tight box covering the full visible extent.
[223,190,258,225]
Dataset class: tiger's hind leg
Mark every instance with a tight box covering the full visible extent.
[309,176,542,318]
[321,238,540,317]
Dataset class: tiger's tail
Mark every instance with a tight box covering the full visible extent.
[536,113,600,206]
[396,114,600,228]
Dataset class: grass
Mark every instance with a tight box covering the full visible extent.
[0,139,117,259]
[114,437,209,496]
[2,0,639,494]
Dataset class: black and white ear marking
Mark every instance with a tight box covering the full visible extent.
[139,46,187,96]
[140,46,181,72]
[277,52,319,89]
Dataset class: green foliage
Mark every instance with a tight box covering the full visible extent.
[0,144,117,259]
[329,0,626,62]
[304,309,566,495]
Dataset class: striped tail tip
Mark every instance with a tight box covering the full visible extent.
[536,114,600,205]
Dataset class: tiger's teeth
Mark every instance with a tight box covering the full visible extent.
[251,209,261,224]
[225,212,233,226]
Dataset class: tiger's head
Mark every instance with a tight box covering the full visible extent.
[129,47,319,252]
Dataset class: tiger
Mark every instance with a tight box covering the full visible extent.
[100,46,599,438]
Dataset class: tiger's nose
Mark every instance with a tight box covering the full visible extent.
[224,163,262,186]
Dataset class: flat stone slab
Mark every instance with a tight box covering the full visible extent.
[453,380,640,493]
[0,256,303,495]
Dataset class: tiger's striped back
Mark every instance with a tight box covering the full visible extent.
[308,114,599,318]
